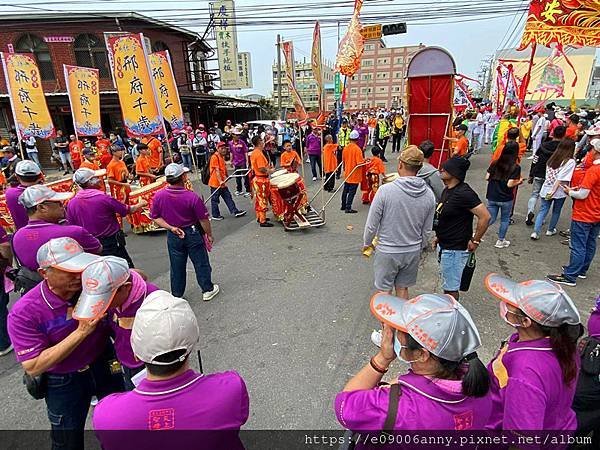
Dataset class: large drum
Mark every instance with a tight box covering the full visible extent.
[275,173,308,223]
[127,177,167,234]
[269,169,289,220]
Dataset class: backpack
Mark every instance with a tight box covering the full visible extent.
[201,153,213,185]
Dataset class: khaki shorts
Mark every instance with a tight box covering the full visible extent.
[373,249,421,291]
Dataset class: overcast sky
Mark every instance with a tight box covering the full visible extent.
[4,0,534,96]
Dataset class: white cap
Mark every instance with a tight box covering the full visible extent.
[164,163,190,179]
[591,139,600,152]
[37,237,100,272]
[15,160,41,177]
[131,291,199,365]
[349,130,360,140]
[18,184,74,208]
[73,168,106,186]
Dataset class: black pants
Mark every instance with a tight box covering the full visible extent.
[100,231,134,268]
[324,172,335,192]
[341,183,358,211]
[309,155,322,179]
[392,133,402,153]
[378,137,389,160]
[234,162,251,193]
[336,147,343,178]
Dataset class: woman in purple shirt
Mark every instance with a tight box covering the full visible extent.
[305,127,322,181]
[335,293,491,434]
[485,274,583,438]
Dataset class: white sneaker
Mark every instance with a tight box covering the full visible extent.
[530,232,540,240]
[244,192,251,198]
[0,344,13,357]
[234,191,242,196]
[502,240,511,248]
[371,330,382,348]
[312,177,317,181]
[202,284,220,301]
[494,239,510,248]
[527,156,534,160]
[546,229,557,236]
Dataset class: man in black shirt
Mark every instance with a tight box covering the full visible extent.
[433,157,490,300]
[525,125,566,226]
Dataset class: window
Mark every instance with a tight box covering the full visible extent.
[350,88,358,94]
[392,86,401,92]
[394,71,403,79]
[152,40,170,53]
[361,103,368,109]
[363,59,374,67]
[360,87,372,94]
[73,34,110,78]
[351,75,357,81]
[378,86,388,93]
[365,44,374,51]
[376,72,388,79]
[377,58,389,65]
[394,56,404,64]
[14,33,55,80]
[361,74,372,81]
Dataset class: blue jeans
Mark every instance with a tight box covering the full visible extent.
[341,183,358,211]
[210,187,240,218]
[181,152,192,170]
[487,199,513,240]
[534,197,566,234]
[45,343,123,450]
[309,154,322,178]
[167,226,214,297]
[438,247,470,292]
[27,151,41,167]
[527,177,544,215]
[0,278,9,350]
[563,220,600,281]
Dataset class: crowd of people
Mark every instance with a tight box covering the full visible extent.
[0,101,598,449]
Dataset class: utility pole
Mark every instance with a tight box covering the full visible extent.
[276,34,283,120]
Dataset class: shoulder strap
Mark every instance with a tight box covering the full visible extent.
[383,383,401,433]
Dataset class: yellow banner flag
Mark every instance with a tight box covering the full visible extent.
[311,21,324,112]
[282,41,308,125]
[149,51,185,131]
[1,52,55,139]
[64,65,102,137]
[106,33,163,137]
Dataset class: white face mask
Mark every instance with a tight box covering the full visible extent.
[500,302,522,328]
[394,334,419,364]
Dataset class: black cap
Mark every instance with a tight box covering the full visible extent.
[442,157,470,182]
[456,124,468,132]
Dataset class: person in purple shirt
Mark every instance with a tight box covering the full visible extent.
[5,160,43,230]
[93,291,249,450]
[229,128,251,197]
[75,256,159,390]
[335,293,491,437]
[354,116,369,152]
[0,226,12,357]
[485,274,583,444]
[8,238,123,450]
[67,168,147,268]
[12,184,102,271]
[305,127,322,181]
[150,163,219,301]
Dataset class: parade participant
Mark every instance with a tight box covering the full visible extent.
[0,226,12,357]
[322,135,338,192]
[391,113,404,153]
[492,127,526,164]
[446,124,469,157]
[150,163,220,300]
[531,138,576,241]
[249,135,274,227]
[106,145,132,201]
[95,132,112,168]
[354,116,369,151]
[361,146,385,204]
[93,291,249,448]
[434,157,490,300]
[75,256,159,389]
[53,130,69,173]
[280,139,302,173]
[24,132,41,167]
[484,274,582,433]
[79,148,99,171]
[134,144,157,187]
[526,126,565,226]
[6,160,42,230]
[485,141,522,249]
[2,146,21,185]
[341,130,365,214]
[68,135,83,170]
[566,114,579,140]
[336,119,351,179]
[367,114,377,145]
[547,139,600,286]
[336,293,491,432]
[530,110,548,159]
[363,146,435,299]
[8,238,122,450]
[229,128,251,197]
[208,142,246,221]
[305,127,322,181]
[145,135,163,173]
[67,168,145,267]
[416,140,444,202]
[375,114,390,162]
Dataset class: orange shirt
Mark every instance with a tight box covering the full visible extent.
[147,137,163,169]
[106,159,129,183]
[342,142,365,184]
[565,125,578,140]
[368,118,377,128]
[208,152,228,188]
[323,143,338,173]
[96,138,110,153]
[250,148,269,177]
[135,154,154,186]
[572,164,600,223]
[80,160,100,171]
[454,136,469,157]
[491,141,527,164]
[280,150,301,171]
[367,156,385,175]
[69,141,84,161]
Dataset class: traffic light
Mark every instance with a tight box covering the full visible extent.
[382,23,407,36]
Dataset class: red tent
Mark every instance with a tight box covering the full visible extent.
[406,47,456,168]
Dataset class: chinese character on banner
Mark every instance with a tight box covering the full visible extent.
[281,41,308,125]
[106,33,163,137]
[148,51,184,130]
[63,65,102,136]
[214,0,240,89]
[1,52,55,139]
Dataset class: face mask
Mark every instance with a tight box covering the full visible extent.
[394,334,419,364]
[500,302,521,328]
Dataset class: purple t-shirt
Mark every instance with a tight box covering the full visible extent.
[7,281,109,374]
[12,219,102,270]
[108,281,159,369]
[66,189,130,238]
[93,370,249,448]
[355,124,369,149]
[5,184,28,230]
[335,371,492,431]
[486,333,578,432]
[305,133,321,156]
[588,308,600,339]
[229,140,248,166]
[150,186,209,228]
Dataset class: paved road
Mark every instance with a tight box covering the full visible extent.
[0,149,597,431]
